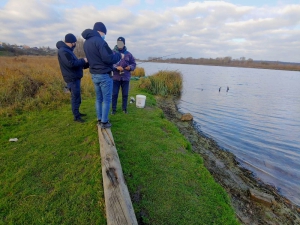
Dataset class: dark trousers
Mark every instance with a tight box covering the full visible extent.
[112,80,129,111]
[67,79,81,119]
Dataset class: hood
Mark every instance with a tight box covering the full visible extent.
[56,41,67,49]
[81,29,99,40]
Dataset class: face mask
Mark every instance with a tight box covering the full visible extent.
[101,35,105,40]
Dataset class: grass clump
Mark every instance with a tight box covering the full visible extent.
[131,67,145,77]
[138,70,182,96]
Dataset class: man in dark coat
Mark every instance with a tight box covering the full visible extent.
[81,22,124,128]
[111,37,136,114]
[56,33,88,122]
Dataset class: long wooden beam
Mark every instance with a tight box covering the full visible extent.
[97,126,138,225]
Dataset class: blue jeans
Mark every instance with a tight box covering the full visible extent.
[112,80,130,111]
[91,74,113,123]
[67,79,81,119]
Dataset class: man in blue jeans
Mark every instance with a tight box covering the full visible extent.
[82,22,124,128]
[112,37,136,114]
[56,33,88,123]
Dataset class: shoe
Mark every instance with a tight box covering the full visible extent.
[79,113,87,117]
[100,121,112,129]
[97,120,101,125]
[74,117,85,123]
[123,109,128,114]
[111,110,116,115]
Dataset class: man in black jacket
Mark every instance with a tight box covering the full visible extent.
[82,22,124,128]
[56,33,88,122]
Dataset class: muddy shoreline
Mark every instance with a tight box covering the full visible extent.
[156,96,300,225]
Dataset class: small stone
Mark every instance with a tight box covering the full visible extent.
[181,113,193,121]
[249,189,275,208]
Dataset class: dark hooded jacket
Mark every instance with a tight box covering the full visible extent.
[56,41,87,83]
[81,29,122,74]
[112,45,136,81]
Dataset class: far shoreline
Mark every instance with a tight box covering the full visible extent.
[136,60,300,72]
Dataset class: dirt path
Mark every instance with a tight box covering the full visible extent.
[156,96,300,225]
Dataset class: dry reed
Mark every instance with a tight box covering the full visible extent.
[131,67,145,77]
[0,56,94,116]
[138,70,182,96]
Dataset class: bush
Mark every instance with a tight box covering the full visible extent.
[131,67,145,77]
[138,70,182,97]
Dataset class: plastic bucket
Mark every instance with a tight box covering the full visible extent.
[136,95,146,108]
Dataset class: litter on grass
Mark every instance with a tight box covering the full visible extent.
[9,138,18,142]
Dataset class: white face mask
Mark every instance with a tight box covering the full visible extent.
[101,35,105,40]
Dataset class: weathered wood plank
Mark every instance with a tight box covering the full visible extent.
[97,126,138,225]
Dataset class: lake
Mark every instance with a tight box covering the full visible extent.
[139,62,300,206]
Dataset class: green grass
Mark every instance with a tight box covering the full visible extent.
[0,81,239,225]
[0,100,105,224]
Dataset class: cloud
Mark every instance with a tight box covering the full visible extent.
[0,0,64,46]
[121,0,140,6]
[0,0,299,62]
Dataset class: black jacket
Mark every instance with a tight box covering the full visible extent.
[81,29,122,74]
[56,41,87,83]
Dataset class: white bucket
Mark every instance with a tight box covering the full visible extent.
[136,95,146,108]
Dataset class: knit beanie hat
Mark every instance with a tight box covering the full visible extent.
[93,22,107,34]
[117,37,125,49]
[65,33,77,43]
[117,37,125,45]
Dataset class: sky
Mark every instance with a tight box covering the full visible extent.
[0,0,300,62]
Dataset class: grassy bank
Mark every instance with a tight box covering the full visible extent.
[0,84,238,225]
[0,100,106,224]
[1,56,239,224]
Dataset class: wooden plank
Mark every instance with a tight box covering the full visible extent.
[97,126,138,225]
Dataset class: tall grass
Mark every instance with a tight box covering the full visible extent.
[0,56,94,116]
[138,70,182,96]
[131,67,145,77]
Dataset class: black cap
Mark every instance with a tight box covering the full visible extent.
[93,22,107,34]
[117,37,125,45]
[65,33,77,43]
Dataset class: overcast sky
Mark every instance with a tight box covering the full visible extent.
[0,0,299,62]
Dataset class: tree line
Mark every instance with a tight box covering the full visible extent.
[0,42,56,56]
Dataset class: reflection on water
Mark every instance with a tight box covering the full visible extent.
[141,62,300,206]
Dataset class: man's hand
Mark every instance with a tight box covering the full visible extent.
[125,66,131,71]
[117,66,124,71]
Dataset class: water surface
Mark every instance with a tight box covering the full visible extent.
[140,62,300,206]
